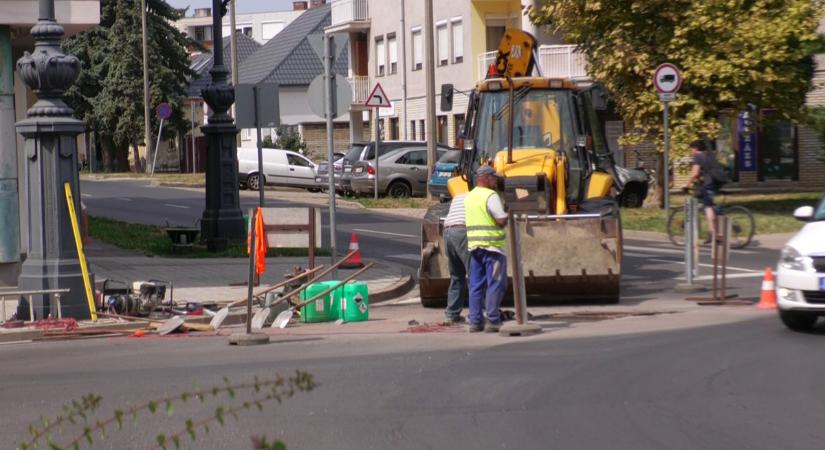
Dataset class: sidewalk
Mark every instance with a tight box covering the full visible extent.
[85,241,413,305]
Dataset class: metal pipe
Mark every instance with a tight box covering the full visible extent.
[245,208,257,335]
[507,78,515,164]
[190,100,196,173]
[39,0,54,21]
[684,197,694,285]
[254,86,265,207]
[663,101,670,216]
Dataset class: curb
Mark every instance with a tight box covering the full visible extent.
[370,274,415,303]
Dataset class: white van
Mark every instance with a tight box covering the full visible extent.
[237,147,319,191]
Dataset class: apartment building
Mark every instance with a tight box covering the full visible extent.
[326,0,572,148]
[0,1,101,286]
[175,2,307,47]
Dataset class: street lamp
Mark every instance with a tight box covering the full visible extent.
[15,0,88,318]
[200,0,245,250]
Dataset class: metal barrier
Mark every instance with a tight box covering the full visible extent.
[1,288,71,323]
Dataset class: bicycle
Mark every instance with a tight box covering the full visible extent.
[666,189,755,249]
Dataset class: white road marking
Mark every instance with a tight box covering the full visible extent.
[164,203,190,209]
[677,273,766,281]
[81,193,92,198]
[624,243,757,256]
[386,253,421,261]
[351,228,416,238]
[647,257,759,273]
[116,197,132,202]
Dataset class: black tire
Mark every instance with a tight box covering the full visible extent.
[247,173,263,191]
[307,188,321,193]
[619,184,644,208]
[778,309,818,331]
[722,206,755,249]
[387,180,412,198]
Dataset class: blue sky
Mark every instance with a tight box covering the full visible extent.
[166,0,298,15]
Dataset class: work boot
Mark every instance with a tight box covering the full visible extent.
[444,315,465,326]
[467,322,484,333]
[484,321,501,333]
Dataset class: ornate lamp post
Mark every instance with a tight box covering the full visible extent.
[200,0,245,250]
[15,0,88,318]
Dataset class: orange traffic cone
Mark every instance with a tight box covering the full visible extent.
[756,267,777,310]
[340,232,364,269]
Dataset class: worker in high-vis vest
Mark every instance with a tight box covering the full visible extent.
[464,165,508,333]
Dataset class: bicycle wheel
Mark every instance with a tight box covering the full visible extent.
[721,206,755,249]
[667,207,710,247]
[667,208,687,246]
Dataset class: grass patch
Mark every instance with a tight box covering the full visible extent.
[622,191,821,235]
[352,197,438,209]
[81,172,205,186]
[88,215,328,258]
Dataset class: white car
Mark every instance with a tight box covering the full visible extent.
[776,195,825,331]
[237,147,319,192]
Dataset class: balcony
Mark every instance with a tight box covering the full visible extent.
[537,45,588,80]
[327,0,370,33]
[349,75,370,106]
[476,45,589,81]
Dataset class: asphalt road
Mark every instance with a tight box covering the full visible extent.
[1,314,822,449]
[80,179,783,300]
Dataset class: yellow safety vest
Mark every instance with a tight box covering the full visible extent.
[465,187,505,249]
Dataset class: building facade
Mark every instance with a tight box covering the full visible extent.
[0,1,100,287]
[175,4,304,47]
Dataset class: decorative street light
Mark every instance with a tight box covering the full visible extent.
[200,0,245,250]
[15,0,88,318]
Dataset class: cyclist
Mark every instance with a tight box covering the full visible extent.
[683,140,724,241]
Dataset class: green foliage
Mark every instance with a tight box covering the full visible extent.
[530,0,825,156]
[19,371,316,450]
[265,126,308,153]
[63,0,197,169]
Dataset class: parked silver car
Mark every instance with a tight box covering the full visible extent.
[350,146,447,198]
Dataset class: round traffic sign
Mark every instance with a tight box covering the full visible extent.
[157,102,173,120]
[653,63,682,94]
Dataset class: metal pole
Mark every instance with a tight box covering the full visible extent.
[308,208,316,269]
[684,197,694,285]
[508,212,527,324]
[424,0,437,201]
[400,0,408,140]
[324,34,338,274]
[254,86,265,207]
[374,107,380,200]
[229,0,241,148]
[663,101,670,215]
[150,118,164,176]
[141,0,151,173]
[245,208,257,335]
[190,100,196,173]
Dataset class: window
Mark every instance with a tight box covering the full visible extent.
[397,149,428,165]
[454,114,465,141]
[195,26,212,42]
[758,111,798,181]
[436,23,448,66]
[411,27,423,71]
[410,121,417,140]
[419,119,426,140]
[261,22,284,41]
[239,26,253,37]
[387,34,398,74]
[451,19,463,63]
[375,36,386,77]
[287,154,312,167]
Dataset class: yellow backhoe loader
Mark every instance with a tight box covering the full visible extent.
[419,29,622,306]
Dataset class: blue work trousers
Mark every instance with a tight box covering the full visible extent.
[444,227,470,319]
[468,248,507,326]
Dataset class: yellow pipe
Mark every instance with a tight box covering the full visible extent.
[64,182,98,321]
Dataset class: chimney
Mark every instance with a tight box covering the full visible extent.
[309,0,326,8]
[293,1,308,10]
[194,8,211,18]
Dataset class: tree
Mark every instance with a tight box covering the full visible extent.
[64,0,197,172]
[262,126,308,154]
[530,0,825,206]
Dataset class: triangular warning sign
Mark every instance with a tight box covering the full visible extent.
[364,82,392,108]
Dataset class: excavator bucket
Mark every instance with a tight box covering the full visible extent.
[418,203,621,307]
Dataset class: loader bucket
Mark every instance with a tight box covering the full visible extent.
[418,203,622,307]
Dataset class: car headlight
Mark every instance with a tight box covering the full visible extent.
[780,246,813,272]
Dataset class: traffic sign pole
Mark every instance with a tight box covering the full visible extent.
[324,33,338,275]
[653,63,682,222]
[374,106,380,200]
[663,100,670,214]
